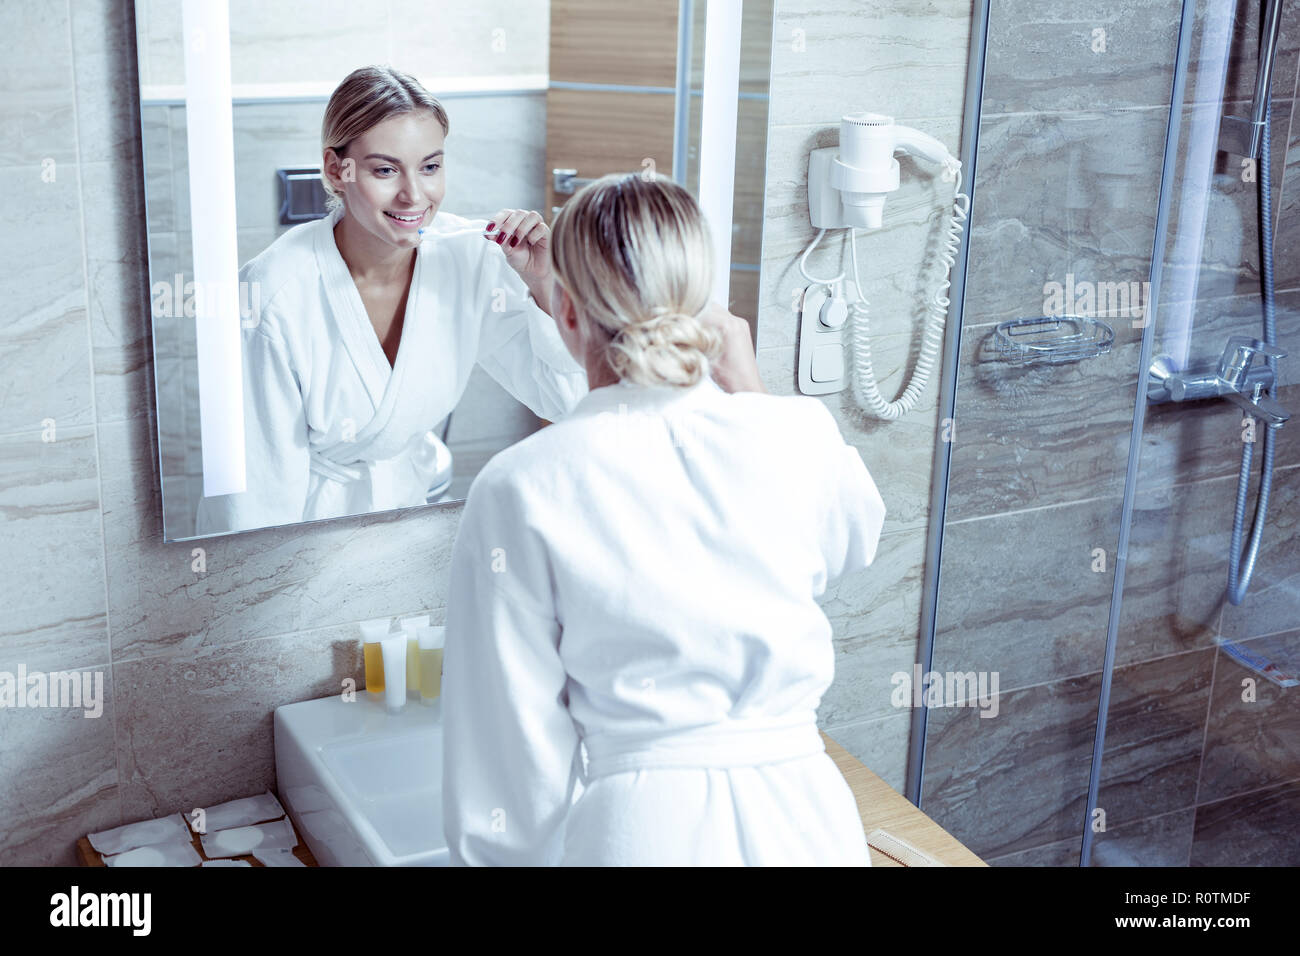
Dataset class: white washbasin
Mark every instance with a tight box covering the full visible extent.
[274,692,449,866]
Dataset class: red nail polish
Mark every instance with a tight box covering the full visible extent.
[497,233,506,244]
[510,236,518,246]
[487,221,495,230]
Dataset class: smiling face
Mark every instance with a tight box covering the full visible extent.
[324,111,446,252]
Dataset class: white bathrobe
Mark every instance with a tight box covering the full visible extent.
[193,207,588,535]
[441,372,887,866]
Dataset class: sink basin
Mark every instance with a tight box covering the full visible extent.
[274,692,449,866]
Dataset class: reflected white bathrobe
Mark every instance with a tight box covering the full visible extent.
[194,207,588,535]
[442,372,887,866]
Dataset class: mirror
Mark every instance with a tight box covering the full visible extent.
[137,0,773,541]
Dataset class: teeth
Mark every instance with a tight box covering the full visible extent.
[386,211,422,222]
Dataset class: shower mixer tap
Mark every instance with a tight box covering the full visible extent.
[1147,336,1290,427]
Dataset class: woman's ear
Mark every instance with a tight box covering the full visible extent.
[552,281,577,331]
[322,147,352,198]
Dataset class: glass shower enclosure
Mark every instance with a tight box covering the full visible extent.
[913,0,1298,866]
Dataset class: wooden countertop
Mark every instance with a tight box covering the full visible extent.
[822,731,987,866]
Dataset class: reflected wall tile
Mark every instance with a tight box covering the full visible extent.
[437,93,548,216]
[230,101,323,237]
[390,0,550,80]
[226,0,389,86]
[98,415,461,661]
[0,166,94,433]
[767,0,970,128]
[920,676,1099,860]
[963,109,1167,327]
[0,668,119,866]
[0,427,109,675]
[1190,779,1300,865]
[818,526,926,726]
[984,834,1083,866]
[932,495,1122,691]
[139,105,174,234]
[113,624,364,822]
[0,0,76,167]
[1093,648,1214,825]
[1197,629,1300,804]
[981,0,1180,114]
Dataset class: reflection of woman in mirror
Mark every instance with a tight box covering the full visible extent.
[441,173,886,865]
[197,65,761,535]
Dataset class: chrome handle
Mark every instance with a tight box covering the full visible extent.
[552,168,596,195]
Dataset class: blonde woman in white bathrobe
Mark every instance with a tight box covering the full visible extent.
[195,66,590,535]
[442,172,887,866]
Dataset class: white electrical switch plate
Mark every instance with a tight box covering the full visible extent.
[797,285,847,395]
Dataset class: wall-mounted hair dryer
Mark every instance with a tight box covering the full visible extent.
[797,112,969,420]
[809,112,961,229]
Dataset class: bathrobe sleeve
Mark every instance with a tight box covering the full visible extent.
[193,325,311,534]
[442,463,583,866]
[473,245,589,423]
[816,411,888,582]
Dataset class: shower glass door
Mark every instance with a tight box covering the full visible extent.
[916,0,1299,866]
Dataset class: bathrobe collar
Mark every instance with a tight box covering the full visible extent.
[567,362,726,419]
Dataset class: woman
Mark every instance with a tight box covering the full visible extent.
[195,66,757,535]
[442,172,887,866]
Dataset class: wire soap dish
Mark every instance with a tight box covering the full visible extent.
[994,316,1115,366]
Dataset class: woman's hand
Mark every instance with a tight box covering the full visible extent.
[485,209,551,286]
[697,301,767,394]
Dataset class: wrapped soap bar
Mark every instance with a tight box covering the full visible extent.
[201,859,252,867]
[189,790,285,833]
[200,817,298,858]
[89,812,190,856]
[103,841,201,867]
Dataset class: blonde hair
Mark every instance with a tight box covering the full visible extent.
[320,66,450,211]
[550,172,723,387]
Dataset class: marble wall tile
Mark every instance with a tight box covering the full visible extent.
[0,165,95,434]
[0,1,76,167]
[1190,779,1300,865]
[919,674,1099,859]
[112,624,367,823]
[982,0,1180,114]
[818,526,928,725]
[767,0,971,129]
[227,1,388,88]
[1216,466,1300,642]
[1158,104,1293,305]
[1093,648,1215,826]
[1196,628,1300,804]
[97,415,460,662]
[985,807,1196,866]
[962,108,1168,328]
[138,106,174,234]
[943,326,1142,520]
[931,494,1124,691]
[1271,99,1300,293]
[0,666,120,866]
[0,427,109,676]
[81,159,155,428]
[821,711,913,796]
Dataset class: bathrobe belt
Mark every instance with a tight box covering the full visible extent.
[581,713,825,781]
[308,448,366,484]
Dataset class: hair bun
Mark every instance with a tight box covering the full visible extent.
[609,308,724,387]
